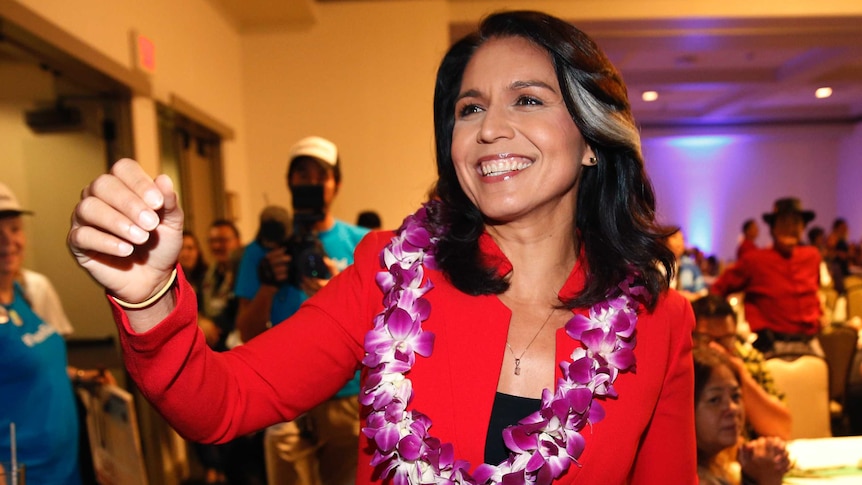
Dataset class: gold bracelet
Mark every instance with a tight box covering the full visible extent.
[110,269,178,309]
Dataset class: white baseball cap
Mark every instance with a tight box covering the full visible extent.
[288,136,338,167]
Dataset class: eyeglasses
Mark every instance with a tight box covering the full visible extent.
[692,331,738,348]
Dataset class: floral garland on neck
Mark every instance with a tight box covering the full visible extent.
[360,201,645,485]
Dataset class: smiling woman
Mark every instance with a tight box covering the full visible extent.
[66,10,695,485]
[450,36,596,227]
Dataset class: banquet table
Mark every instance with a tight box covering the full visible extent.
[784,436,862,484]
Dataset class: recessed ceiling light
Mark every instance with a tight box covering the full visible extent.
[642,91,659,102]
[815,87,833,99]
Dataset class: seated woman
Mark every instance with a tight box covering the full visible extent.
[694,347,791,485]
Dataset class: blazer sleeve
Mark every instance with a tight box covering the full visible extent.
[114,232,385,444]
[629,293,697,483]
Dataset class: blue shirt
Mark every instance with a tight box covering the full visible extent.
[678,254,706,293]
[1,282,81,485]
[235,219,369,397]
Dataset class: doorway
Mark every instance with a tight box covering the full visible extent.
[157,105,227,262]
[1,18,134,340]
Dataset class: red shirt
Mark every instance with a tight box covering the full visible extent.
[711,245,822,335]
[112,231,697,484]
[736,238,758,260]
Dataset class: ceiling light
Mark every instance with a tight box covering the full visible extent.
[815,87,832,99]
[642,91,659,102]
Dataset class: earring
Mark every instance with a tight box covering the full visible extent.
[588,156,598,165]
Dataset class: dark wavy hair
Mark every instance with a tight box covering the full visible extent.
[691,294,737,323]
[428,10,673,310]
[692,346,741,404]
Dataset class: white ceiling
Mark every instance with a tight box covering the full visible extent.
[575,17,862,127]
[173,1,862,127]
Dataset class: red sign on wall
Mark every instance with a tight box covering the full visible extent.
[136,34,156,74]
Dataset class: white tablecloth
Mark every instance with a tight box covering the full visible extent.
[784,436,862,484]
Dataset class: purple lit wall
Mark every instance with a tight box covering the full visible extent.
[837,124,862,239]
[641,124,854,263]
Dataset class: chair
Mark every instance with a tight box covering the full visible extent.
[819,287,839,322]
[764,354,832,439]
[846,286,862,321]
[818,324,859,433]
[844,275,862,292]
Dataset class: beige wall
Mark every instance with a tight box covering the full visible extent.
[240,1,447,232]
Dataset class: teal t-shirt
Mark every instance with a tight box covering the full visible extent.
[235,219,369,397]
[1,282,81,485]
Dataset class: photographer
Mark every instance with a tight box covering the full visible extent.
[233,136,369,485]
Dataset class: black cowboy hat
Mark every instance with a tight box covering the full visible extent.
[762,197,816,226]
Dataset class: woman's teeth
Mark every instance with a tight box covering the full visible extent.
[480,158,532,177]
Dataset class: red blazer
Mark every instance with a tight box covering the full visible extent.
[113,231,696,484]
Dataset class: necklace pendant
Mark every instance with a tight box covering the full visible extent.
[514,358,521,376]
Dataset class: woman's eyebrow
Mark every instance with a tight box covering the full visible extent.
[510,79,557,93]
[456,80,558,102]
[456,89,481,102]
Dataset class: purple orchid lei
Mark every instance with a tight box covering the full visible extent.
[360,201,646,485]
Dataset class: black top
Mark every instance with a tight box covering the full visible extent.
[484,392,542,464]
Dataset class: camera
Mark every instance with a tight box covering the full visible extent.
[283,184,331,285]
[255,186,331,287]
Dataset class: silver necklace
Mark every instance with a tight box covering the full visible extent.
[505,308,556,376]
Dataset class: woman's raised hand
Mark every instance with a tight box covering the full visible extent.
[68,159,184,316]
